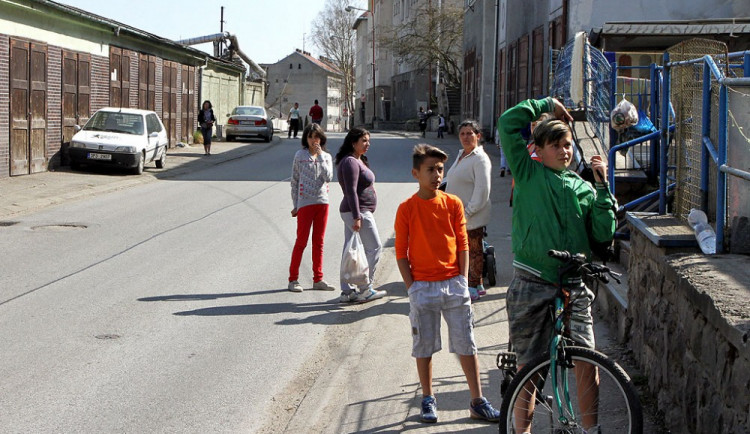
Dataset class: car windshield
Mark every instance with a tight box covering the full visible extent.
[84,112,144,135]
[233,107,264,116]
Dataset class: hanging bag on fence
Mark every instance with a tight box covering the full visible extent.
[610,97,639,131]
[341,232,370,287]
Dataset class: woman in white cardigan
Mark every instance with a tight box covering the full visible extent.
[445,119,492,301]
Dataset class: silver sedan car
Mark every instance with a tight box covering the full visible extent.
[225,106,274,142]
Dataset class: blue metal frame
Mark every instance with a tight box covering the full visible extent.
[661,52,750,253]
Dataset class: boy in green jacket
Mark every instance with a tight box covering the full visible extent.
[498,97,616,433]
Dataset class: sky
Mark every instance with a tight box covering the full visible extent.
[55,0,363,65]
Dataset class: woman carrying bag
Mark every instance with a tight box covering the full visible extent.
[335,127,387,304]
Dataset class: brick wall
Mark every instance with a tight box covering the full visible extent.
[90,54,109,113]
[155,57,163,115]
[0,36,9,178]
[627,218,750,433]
[47,46,62,168]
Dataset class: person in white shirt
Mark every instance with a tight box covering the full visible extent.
[288,102,301,139]
[444,119,492,301]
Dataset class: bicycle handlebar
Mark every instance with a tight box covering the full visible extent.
[548,250,621,284]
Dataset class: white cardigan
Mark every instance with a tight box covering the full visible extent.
[445,145,492,230]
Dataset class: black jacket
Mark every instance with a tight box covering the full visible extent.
[198,109,215,127]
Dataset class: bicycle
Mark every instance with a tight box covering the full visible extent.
[497,250,643,433]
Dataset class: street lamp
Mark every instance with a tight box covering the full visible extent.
[346,4,377,124]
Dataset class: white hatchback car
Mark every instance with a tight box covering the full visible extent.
[69,107,168,174]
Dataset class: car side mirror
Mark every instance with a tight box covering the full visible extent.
[149,132,159,138]
[226,113,231,117]
[74,125,81,132]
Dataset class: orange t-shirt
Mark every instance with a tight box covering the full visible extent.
[394,191,468,282]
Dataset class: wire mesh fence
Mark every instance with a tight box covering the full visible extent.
[668,39,726,222]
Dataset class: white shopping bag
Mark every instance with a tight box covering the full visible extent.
[340,232,370,287]
[610,98,639,132]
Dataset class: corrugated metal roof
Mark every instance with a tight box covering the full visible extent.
[603,19,750,36]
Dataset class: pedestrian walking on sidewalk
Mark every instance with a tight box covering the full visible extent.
[309,99,324,127]
[198,100,216,156]
[334,127,386,303]
[288,102,301,138]
[437,114,446,138]
[444,120,492,302]
[395,144,501,424]
[417,106,430,138]
[287,123,336,293]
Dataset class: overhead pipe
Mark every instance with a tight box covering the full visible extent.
[177,32,266,79]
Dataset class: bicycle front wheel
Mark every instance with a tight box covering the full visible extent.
[499,346,643,434]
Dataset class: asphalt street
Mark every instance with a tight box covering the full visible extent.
[0,131,649,433]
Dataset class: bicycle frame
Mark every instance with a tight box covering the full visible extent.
[549,287,577,425]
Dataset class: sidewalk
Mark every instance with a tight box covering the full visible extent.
[0,138,279,220]
[264,136,517,433]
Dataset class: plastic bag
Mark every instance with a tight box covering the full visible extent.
[341,232,370,287]
[610,98,639,132]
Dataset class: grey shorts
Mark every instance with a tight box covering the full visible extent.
[408,275,477,358]
[506,269,595,365]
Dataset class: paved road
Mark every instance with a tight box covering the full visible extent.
[0,132,653,432]
[0,133,515,432]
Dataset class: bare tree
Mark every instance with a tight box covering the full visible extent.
[379,1,463,89]
[310,0,363,128]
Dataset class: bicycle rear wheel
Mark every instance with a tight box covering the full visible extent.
[499,346,642,434]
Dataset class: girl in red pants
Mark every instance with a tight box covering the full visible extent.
[288,123,336,292]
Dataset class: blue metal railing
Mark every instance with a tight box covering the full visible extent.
[660,51,750,253]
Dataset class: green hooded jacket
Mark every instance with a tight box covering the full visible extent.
[498,98,616,284]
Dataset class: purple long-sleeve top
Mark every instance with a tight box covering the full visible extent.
[337,155,377,220]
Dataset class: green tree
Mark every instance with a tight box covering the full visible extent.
[379,1,463,89]
[310,0,364,127]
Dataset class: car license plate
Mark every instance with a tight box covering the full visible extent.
[240,120,252,125]
[87,152,112,160]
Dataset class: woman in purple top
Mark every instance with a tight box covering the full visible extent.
[334,127,386,304]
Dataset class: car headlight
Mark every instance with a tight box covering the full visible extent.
[70,141,86,148]
[114,146,136,153]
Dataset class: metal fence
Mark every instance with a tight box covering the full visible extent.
[662,40,750,252]
[550,37,612,142]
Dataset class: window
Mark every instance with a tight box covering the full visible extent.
[289,63,293,69]
[147,114,162,134]
[298,63,301,69]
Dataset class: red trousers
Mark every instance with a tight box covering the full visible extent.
[289,204,329,282]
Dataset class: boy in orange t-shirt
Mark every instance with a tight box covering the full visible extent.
[395,144,500,424]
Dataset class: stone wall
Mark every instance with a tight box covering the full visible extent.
[627,214,750,433]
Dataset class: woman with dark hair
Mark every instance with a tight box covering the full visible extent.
[444,119,492,302]
[197,100,216,156]
[335,127,386,303]
[287,123,335,292]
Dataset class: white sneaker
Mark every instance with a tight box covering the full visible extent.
[356,288,386,303]
[339,292,358,303]
[288,281,303,292]
[312,280,335,291]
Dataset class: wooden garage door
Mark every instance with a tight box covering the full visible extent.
[139,54,156,110]
[62,50,91,153]
[109,47,130,108]
[10,40,47,176]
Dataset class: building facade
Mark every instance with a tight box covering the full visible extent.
[264,49,345,132]
[463,0,750,136]
[0,0,259,178]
